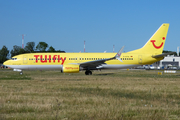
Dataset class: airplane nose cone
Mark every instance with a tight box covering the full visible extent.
[3,60,10,67]
[3,61,7,66]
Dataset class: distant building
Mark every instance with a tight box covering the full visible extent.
[159,55,180,69]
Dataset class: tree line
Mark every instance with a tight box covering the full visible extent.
[0,42,63,63]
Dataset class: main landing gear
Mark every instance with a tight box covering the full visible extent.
[85,70,92,75]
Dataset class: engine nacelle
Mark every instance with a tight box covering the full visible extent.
[62,64,80,73]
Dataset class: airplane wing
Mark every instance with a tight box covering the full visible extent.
[78,46,124,69]
[152,52,176,58]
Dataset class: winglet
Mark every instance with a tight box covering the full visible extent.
[115,46,124,62]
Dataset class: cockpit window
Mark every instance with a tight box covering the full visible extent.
[12,58,17,60]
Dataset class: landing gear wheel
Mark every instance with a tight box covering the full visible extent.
[85,70,92,75]
[19,72,23,75]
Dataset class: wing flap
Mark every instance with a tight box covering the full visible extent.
[80,58,110,68]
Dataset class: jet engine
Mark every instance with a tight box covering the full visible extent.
[61,64,80,73]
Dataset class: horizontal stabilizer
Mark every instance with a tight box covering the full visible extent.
[152,52,176,58]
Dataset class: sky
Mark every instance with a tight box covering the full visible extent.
[0,0,180,53]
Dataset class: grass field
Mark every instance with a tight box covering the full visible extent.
[0,69,180,120]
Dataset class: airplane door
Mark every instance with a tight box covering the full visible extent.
[138,55,142,64]
[23,55,28,64]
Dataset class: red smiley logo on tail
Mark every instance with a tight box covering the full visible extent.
[150,37,165,49]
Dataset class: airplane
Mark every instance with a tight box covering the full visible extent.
[3,23,174,75]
